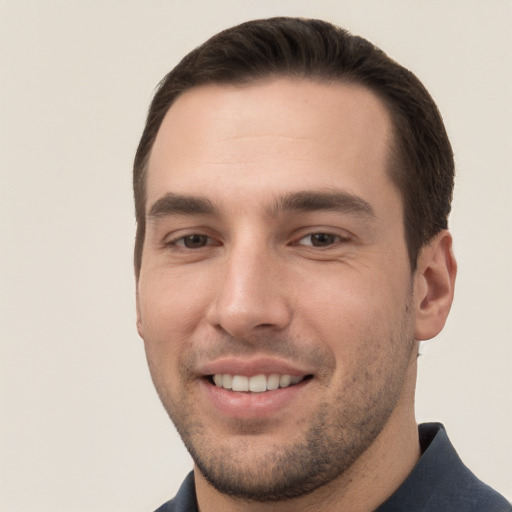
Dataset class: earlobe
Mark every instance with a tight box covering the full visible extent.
[414,230,457,341]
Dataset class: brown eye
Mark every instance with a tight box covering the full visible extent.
[181,234,209,248]
[309,233,338,247]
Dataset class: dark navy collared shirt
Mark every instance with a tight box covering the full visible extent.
[153,423,511,511]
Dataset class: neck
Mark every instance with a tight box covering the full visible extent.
[195,353,420,512]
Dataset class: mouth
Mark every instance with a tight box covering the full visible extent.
[198,358,315,418]
[207,373,313,393]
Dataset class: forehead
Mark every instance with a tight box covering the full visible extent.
[146,78,395,212]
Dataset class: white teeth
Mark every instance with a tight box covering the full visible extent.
[222,374,233,390]
[249,374,267,392]
[232,375,249,392]
[279,375,291,388]
[212,373,305,392]
[267,373,280,390]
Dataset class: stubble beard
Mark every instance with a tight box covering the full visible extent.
[151,332,415,503]
[186,395,397,502]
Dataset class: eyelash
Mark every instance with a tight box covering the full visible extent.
[166,230,350,250]
[167,234,217,249]
[295,232,350,248]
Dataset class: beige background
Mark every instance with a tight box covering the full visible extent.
[1,1,511,510]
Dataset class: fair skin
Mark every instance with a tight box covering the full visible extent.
[136,79,456,511]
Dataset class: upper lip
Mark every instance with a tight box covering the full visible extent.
[197,356,312,377]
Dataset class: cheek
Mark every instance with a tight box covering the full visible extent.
[137,274,205,389]
[138,270,209,337]
[295,266,411,357]
[298,266,399,320]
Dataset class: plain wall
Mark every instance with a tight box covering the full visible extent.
[1,1,511,510]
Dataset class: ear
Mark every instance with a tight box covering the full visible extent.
[135,288,144,339]
[413,230,457,341]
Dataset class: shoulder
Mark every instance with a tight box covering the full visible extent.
[377,423,511,511]
[152,472,198,512]
[420,423,510,511]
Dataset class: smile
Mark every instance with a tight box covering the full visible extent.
[211,374,306,393]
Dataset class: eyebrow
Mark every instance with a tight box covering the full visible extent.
[147,190,375,220]
[271,190,375,218]
[148,193,216,218]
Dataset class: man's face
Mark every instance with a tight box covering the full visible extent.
[137,79,419,501]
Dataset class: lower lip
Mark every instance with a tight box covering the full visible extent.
[201,379,310,420]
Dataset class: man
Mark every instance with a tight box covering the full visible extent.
[133,17,511,511]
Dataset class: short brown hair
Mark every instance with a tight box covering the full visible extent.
[133,17,454,275]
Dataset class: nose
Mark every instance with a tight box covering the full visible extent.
[206,243,292,339]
